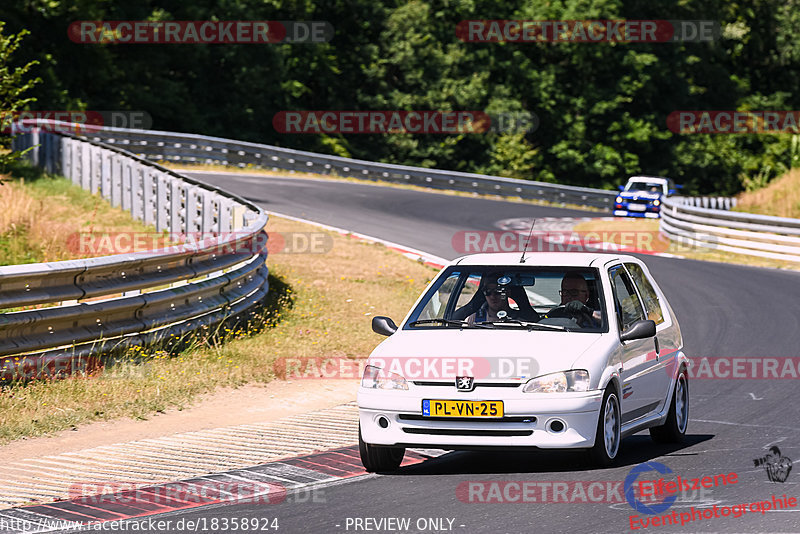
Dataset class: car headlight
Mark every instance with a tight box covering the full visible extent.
[523,370,590,393]
[653,199,661,206]
[361,365,409,390]
[615,196,623,203]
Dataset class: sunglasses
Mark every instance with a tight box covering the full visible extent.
[483,288,506,297]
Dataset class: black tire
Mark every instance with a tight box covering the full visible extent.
[650,368,689,444]
[359,424,405,472]
[589,388,621,467]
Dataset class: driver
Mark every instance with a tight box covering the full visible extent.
[547,273,601,327]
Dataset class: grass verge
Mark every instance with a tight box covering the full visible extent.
[0,215,436,444]
[571,218,800,271]
[0,160,160,265]
[735,168,800,219]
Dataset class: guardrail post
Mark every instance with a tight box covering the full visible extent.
[202,193,216,234]
[101,149,112,200]
[186,186,202,233]
[170,180,186,234]
[122,161,132,212]
[142,169,156,226]
[80,143,90,189]
[219,199,233,232]
[156,174,169,232]
[111,156,122,207]
[69,138,79,184]
[29,128,40,166]
[131,164,144,221]
[232,205,247,230]
[60,137,70,180]
[41,132,51,174]
[88,145,99,193]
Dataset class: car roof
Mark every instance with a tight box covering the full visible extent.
[452,252,639,267]
[627,176,669,184]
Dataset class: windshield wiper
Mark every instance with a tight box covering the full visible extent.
[482,319,571,332]
[409,318,469,328]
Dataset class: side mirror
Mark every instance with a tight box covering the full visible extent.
[617,185,625,191]
[668,189,676,195]
[620,319,656,342]
[372,316,398,336]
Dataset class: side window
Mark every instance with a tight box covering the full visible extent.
[455,274,481,308]
[418,273,461,321]
[609,266,645,332]
[625,263,665,325]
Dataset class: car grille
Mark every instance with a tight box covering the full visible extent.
[411,381,520,388]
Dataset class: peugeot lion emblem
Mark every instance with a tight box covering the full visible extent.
[456,376,475,392]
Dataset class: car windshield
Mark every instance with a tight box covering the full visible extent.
[406,266,607,332]
[625,181,664,194]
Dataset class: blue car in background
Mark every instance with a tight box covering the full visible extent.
[614,176,680,218]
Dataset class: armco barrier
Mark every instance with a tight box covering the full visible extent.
[80,125,618,209]
[660,196,800,262]
[671,196,737,210]
[1,120,269,378]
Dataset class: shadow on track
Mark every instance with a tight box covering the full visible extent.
[388,433,714,475]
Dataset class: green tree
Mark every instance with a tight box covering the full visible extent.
[0,21,41,171]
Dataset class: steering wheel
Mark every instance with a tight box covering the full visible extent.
[547,304,592,322]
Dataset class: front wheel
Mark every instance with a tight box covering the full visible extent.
[359,424,405,472]
[650,369,689,443]
[588,388,621,467]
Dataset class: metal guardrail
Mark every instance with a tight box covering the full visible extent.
[80,125,618,210]
[672,196,737,210]
[660,196,800,262]
[1,120,270,378]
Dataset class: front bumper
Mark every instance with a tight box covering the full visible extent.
[358,386,604,450]
[614,203,660,218]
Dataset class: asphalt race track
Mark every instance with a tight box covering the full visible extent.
[80,172,800,533]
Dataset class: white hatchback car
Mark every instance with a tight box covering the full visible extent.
[358,252,689,471]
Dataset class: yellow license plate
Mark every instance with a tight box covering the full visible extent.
[422,399,504,418]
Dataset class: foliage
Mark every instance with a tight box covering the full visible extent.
[0,21,40,171]
[2,0,799,194]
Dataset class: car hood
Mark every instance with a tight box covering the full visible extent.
[368,329,606,382]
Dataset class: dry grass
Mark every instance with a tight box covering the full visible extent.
[571,218,800,271]
[0,215,437,443]
[735,168,800,219]
[0,163,162,265]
